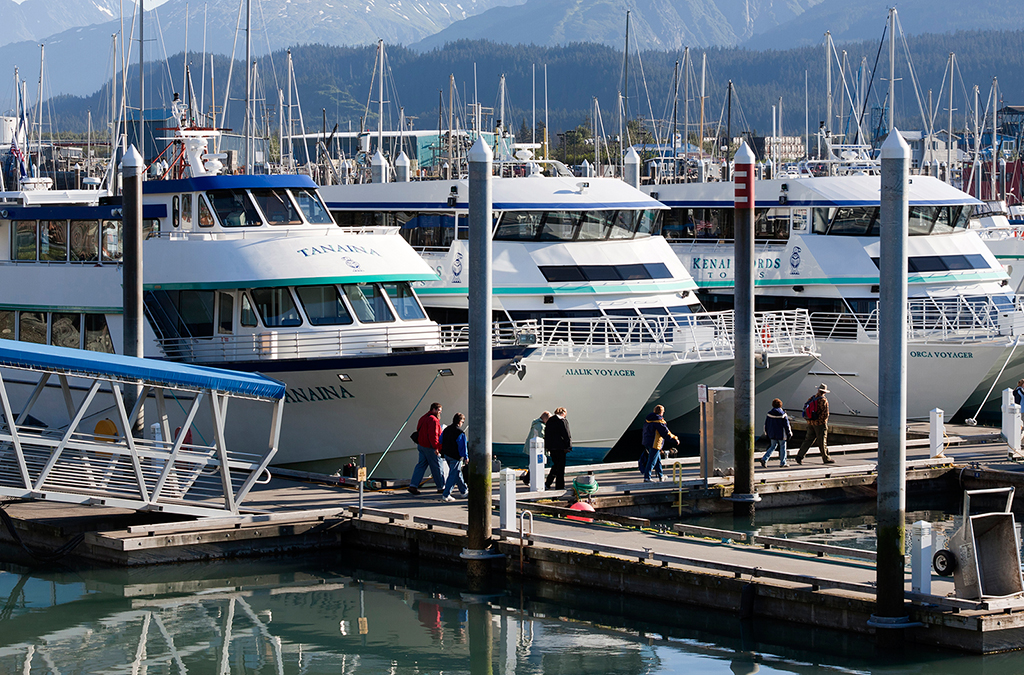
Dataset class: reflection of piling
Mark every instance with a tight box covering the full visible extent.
[731,141,758,519]
[469,601,494,675]
[122,145,145,437]
[466,136,494,579]
[875,129,909,649]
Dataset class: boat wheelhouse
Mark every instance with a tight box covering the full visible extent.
[649,174,1024,421]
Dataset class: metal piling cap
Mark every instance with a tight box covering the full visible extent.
[881,128,910,159]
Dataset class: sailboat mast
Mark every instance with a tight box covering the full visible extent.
[888,8,896,133]
[947,53,954,183]
[287,49,293,170]
[991,77,998,200]
[377,39,384,152]
[623,10,630,124]
[544,64,548,159]
[36,44,44,177]
[245,0,251,171]
[139,0,144,168]
[672,59,679,176]
[699,53,706,162]
[683,47,689,167]
[825,32,832,136]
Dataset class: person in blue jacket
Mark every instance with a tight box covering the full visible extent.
[440,413,469,501]
[641,405,678,482]
[760,398,793,468]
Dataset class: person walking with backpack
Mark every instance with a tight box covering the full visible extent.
[641,405,678,481]
[760,398,793,468]
[796,384,834,465]
[440,413,469,502]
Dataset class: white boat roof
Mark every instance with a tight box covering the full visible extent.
[320,175,666,212]
[651,174,983,208]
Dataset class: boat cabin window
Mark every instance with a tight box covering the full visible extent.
[383,282,427,321]
[240,293,258,327]
[250,287,303,327]
[51,312,81,349]
[397,213,458,248]
[181,194,193,229]
[217,293,234,334]
[172,195,180,228]
[293,188,334,224]
[70,220,99,262]
[178,291,216,336]
[812,205,969,236]
[40,221,68,261]
[13,221,36,260]
[296,285,353,326]
[0,310,113,352]
[19,311,45,343]
[538,263,673,283]
[208,189,261,227]
[755,208,791,239]
[494,209,662,241]
[250,188,302,225]
[198,195,215,227]
[101,220,121,261]
[661,208,735,240]
[342,284,394,323]
[10,219,153,263]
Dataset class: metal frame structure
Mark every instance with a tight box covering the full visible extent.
[0,342,285,517]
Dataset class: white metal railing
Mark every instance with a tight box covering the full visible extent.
[481,310,815,363]
[809,295,1022,343]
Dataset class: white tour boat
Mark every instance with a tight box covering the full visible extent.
[319,158,817,456]
[0,124,529,480]
[649,173,1024,421]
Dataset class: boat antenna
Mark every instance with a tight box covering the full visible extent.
[138,0,144,170]
[245,0,251,171]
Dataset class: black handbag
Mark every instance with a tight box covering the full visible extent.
[410,430,419,444]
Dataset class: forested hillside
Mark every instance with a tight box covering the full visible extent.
[38,30,1024,143]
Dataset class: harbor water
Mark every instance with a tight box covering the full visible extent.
[2,539,1024,674]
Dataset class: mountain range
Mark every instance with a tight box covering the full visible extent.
[1,0,1020,101]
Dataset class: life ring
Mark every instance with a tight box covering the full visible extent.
[760,325,773,348]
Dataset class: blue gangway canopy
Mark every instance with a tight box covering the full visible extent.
[0,341,286,401]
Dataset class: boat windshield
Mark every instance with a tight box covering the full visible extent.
[494,209,661,241]
[207,189,262,227]
[292,188,334,224]
[295,285,353,326]
[382,282,427,321]
[249,188,302,226]
[342,284,394,323]
[813,205,970,236]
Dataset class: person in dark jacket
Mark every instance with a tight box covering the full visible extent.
[640,405,678,482]
[440,413,468,501]
[544,407,572,490]
[760,398,793,468]
[1014,379,1024,406]
[408,402,448,495]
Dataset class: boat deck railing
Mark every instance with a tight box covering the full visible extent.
[480,309,815,362]
[809,296,1021,343]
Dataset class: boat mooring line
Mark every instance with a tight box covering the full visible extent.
[811,353,878,408]
[966,334,1021,425]
[370,371,441,479]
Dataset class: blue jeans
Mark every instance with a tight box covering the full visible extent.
[640,446,663,481]
[442,457,468,498]
[411,444,447,490]
[761,438,788,465]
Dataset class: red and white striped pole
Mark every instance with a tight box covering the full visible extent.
[731,141,759,518]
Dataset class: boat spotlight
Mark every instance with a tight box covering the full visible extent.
[438,368,454,377]
[337,373,352,382]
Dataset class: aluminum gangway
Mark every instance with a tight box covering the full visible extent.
[0,341,285,517]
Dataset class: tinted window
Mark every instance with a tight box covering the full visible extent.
[198,196,216,227]
[539,211,579,241]
[251,288,302,327]
[296,285,353,326]
[101,220,121,261]
[208,189,261,227]
[40,221,67,261]
[0,310,13,340]
[578,211,614,240]
[14,221,37,260]
[51,312,81,348]
[643,263,673,279]
[250,188,302,225]
[580,266,620,281]
[218,293,234,334]
[179,290,215,336]
[240,293,258,327]
[383,282,427,321]
[19,311,46,344]
[70,220,98,262]
[292,189,334,224]
[343,284,394,323]
[538,266,586,282]
[495,211,543,240]
[84,314,114,353]
[617,264,652,280]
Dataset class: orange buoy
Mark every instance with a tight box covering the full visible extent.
[567,501,595,523]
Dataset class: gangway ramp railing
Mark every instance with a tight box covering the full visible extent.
[0,341,285,518]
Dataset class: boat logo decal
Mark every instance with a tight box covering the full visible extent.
[789,246,802,276]
[451,252,464,284]
[342,256,362,271]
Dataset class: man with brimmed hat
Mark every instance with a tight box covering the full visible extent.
[796,383,833,465]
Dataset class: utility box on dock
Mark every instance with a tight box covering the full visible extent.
[700,387,734,479]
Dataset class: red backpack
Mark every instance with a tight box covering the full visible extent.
[802,396,818,420]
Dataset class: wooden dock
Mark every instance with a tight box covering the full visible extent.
[1,426,1024,654]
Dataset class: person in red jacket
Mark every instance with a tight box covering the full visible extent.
[408,402,448,495]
